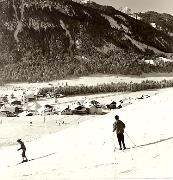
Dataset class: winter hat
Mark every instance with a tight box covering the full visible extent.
[115,115,119,120]
[17,139,21,142]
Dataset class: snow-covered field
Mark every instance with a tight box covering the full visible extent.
[4,73,173,90]
[1,85,173,179]
[0,115,93,147]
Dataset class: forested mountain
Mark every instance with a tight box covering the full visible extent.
[0,0,173,83]
[137,11,173,36]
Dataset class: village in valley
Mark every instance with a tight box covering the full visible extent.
[0,81,152,119]
[0,84,105,117]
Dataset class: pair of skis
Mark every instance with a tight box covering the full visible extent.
[114,147,131,152]
[17,159,29,164]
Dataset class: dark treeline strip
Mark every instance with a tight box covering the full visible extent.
[38,79,173,97]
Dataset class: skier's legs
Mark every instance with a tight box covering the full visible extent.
[117,134,122,149]
[22,150,28,161]
[121,133,126,149]
[21,151,25,162]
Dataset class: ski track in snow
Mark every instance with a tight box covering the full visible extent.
[1,88,173,179]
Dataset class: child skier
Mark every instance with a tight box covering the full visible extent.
[17,139,28,162]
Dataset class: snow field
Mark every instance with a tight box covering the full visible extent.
[1,88,173,179]
[0,115,92,147]
[6,73,173,90]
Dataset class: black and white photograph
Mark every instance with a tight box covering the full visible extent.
[0,0,173,179]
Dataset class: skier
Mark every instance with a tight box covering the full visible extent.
[17,139,28,162]
[113,115,126,150]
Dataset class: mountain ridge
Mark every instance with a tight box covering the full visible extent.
[137,11,173,36]
[0,0,173,83]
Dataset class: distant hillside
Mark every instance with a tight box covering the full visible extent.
[0,0,173,83]
[137,11,173,36]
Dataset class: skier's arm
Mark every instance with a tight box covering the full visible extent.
[123,122,125,129]
[113,122,116,132]
[17,145,23,151]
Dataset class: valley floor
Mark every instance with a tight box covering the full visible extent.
[5,73,173,90]
[0,88,158,147]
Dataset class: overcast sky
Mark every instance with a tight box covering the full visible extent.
[92,0,173,15]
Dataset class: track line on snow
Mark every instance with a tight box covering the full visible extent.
[28,152,56,162]
[7,152,56,167]
[133,136,173,149]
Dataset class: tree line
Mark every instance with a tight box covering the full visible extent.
[38,79,173,97]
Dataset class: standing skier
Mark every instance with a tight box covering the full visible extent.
[17,139,28,162]
[113,115,126,150]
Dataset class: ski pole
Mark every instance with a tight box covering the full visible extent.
[125,131,136,147]
[112,133,117,151]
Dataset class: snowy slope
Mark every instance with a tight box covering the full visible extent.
[1,88,173,179]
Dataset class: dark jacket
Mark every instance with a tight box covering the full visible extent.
[113,120,125,134]
[18,141,26,151]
